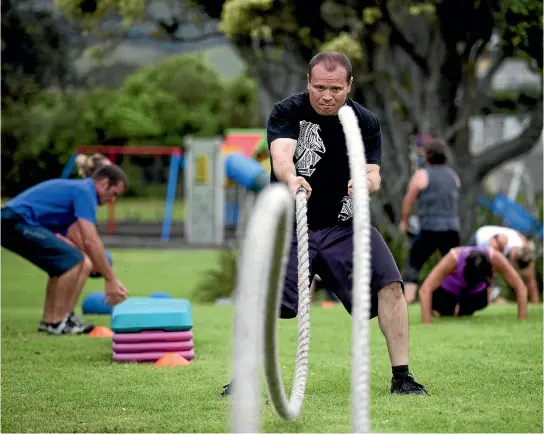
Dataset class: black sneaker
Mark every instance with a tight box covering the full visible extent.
[66,313,95,334]
[391,373,429,396]
[38,321,50,333]
[220,378,234,397]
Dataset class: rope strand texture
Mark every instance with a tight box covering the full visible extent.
[263,186,311,419]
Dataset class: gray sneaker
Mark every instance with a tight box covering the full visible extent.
[66,313,95,334]
[38,314,93,335]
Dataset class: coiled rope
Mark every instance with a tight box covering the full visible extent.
[262,185,311,420]
[231,105,371,433]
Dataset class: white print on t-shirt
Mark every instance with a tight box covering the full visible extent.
[338,196,354,221]
[295,120,326,176]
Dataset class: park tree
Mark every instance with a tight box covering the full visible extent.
[55,0,543,239]
[1,0,85,107]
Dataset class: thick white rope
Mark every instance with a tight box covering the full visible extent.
[231,183,295,433]
[262,186,311,419]
[231,105,371,433]
[338,105,372,434]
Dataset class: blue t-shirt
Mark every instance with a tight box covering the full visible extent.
[266,92,381,229]
[4,178,99,234]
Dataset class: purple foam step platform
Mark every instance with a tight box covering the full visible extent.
[112,330,193,343]
[113,349,195,363]
[113,340,194,353]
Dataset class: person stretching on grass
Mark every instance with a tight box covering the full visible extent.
[1,165,129,335]
[418,246,529,324]
[221,51,428,397]
[469,225,539,304]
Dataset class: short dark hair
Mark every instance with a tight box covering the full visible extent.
[308,51,353,82]
[424,139,448,165]
[92,164,127,187]
[463,251,493,290]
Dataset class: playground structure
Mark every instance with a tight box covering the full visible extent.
[60,129,270,247]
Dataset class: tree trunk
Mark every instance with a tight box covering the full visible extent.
[457,167,483,242]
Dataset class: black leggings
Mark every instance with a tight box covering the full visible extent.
[432,288,489,316]
[404,230,460,284]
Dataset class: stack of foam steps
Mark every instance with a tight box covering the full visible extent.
[111,297,194,363]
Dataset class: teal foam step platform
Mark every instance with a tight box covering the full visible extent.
[111,297,193,333]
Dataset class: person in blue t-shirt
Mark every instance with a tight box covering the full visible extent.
[1,165,129,335]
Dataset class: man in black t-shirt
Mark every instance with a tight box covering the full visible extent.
[221,52,427,397]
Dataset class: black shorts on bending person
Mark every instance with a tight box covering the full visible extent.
[432,287,488,317]
[404,230,460,284]
[279,224,403,320]
[1,208,84,277]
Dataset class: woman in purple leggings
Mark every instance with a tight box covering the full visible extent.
[418,246,529,324]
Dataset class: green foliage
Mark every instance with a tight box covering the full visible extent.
[55,0,146,28]
[321,33,364,62]
[2,0,73,107]
[192,247,239,302]
[220,0,274,39]
[103,55,229,141]
[222,73,261,128]
[2,54,260,196]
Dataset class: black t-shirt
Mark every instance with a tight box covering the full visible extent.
[267,92,381,229]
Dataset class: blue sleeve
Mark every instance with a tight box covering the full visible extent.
[73,188,97,224]
[267,102,299,147]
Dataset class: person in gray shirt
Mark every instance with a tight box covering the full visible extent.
[398,139,461,304]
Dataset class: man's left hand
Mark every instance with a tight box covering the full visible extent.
[348,179,353,196]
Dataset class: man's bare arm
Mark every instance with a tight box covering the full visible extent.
[525,261,540,303]
[77,218,116,281]
[400,169,428,225]
[270,138,297,183]
[366,164,381,194]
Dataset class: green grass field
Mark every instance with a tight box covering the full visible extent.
[1,249,543,433]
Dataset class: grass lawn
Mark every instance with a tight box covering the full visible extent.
[1,249,542,433]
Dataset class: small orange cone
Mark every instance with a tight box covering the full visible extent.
[89,326,114,338]
[321,301,334,309]
[154,353,191,367]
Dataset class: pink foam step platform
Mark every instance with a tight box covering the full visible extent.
[113,349,195,363]
[113,340,194,353]
[112,330,193,343]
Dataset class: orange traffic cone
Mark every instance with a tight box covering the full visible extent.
[89,326,114,338]
[154,353,191,367]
